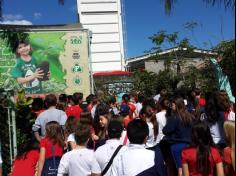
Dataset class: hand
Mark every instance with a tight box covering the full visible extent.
[91,134,99,141]
[33,68,44,79]
[47,71,50,79]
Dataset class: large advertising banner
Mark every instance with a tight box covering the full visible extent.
[0,26,91,96]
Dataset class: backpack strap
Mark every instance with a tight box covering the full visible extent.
[101,145,123,175]
[51,144,56,170]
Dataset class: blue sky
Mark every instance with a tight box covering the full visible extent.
[1,0,235,58]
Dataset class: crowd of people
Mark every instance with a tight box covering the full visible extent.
[0,88,235,176]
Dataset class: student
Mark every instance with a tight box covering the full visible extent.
[32,94,67,142]
[223,121,235,175]
[11,138,40,176]
[182,122,224,176]
[162,97,193,176]
[57,123,101,176]
[111,119,163,176]
[67,112,96,150]
[156,98,169,144]
[64,116,78,150]
[37,121,65,176]
[65,92,83,120]
[95,120,127,175]
[139,105,158,149]
[11,40,46,94]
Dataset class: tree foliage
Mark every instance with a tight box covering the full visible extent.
[214,39,235,95]
[163,0,235,15]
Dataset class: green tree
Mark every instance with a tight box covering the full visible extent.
[214,39,235,95]
[163,0,235,15]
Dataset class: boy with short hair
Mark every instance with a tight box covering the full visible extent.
[95,120,127,175]
[57,123,101,176]
[111,119,158,176]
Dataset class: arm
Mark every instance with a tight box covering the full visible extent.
[32,118,42,142]
[162,117,177,135]
[37,147,45,176]
[216,162,224,176]
[182,163,189,176]
[91,174,100,176]
[34,132,42,142]
[16,68,44,84]
[57,154,69,176]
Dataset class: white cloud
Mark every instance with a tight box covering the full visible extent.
[34,12,42,19]
[1,13,32,25]
[3,14,23,21]
[0,20,33,25]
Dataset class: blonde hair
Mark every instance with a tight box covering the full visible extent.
[224,121,235,170]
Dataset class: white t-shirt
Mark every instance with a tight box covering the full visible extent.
[145,122,157,148]
[136,102,143,117]
[57,148,101,176]
[228,111,235,121]
[156,111,167,144]
[95,139,127,176]
[111,144,155,176]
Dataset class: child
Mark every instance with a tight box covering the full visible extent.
[223,121,235,175]
[182,122,224,176]
[37,121,65,176]
[11,138,40,176]
[111,119,165,176]
[139,105,158,149]
[11,40,45,94]
[57,123,101,176]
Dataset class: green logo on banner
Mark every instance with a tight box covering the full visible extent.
[70,36,82,45]
[73,77,81,85]
[72,64,83,73]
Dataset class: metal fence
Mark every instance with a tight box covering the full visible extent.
[0,91,17,175]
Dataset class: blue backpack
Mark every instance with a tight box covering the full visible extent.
[42,145,61,176]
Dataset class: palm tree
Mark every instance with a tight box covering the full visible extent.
[163,0,235,15]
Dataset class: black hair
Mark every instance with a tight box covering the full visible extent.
[74,123,91,145]
[16,137,39,160]
[127,119,149,144]
[108,120,123,139]
[122,94,130,103]
[191,122,214,175]
[205,92,219,123]
[86,94,95,104]
[72,92,83,105]
[140,105,158,140]
[31,97,44,111]
[13,40,29,54]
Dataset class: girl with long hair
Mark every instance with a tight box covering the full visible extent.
[223,121,235,175]
[140,105,158,149]
[37,121,65,176]
[182,122,224,176]
[162,96,193,176]
[11,138,40,176]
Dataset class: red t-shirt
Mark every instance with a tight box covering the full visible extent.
[182,147,222,176]
[223,147,235,175]
[65,105,82,120]
[11,150,39,176]
[40,138,64,158]
[198,98,206,107]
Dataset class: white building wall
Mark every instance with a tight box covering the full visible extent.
[77,0,125,72]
